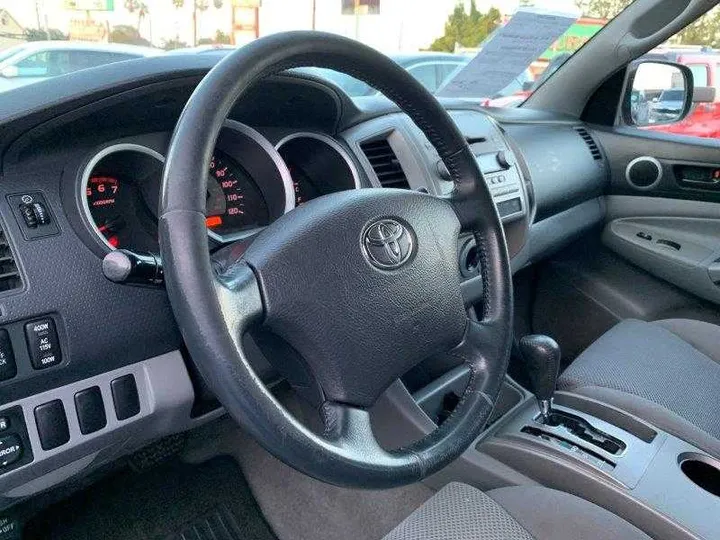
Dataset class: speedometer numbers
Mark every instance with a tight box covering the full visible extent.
[86,176,124,248]
[205,151,269,237]
[84,148,271,250]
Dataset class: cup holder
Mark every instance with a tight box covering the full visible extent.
[678,452,720,497]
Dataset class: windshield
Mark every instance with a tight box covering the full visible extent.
[0,44,27,64]
[659,89,684,101]
[0,0,633,105]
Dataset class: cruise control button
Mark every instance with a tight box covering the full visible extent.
[0,418,8,432]
[0,330,16,381]
[0,435,22,468]
[25,319,61,370]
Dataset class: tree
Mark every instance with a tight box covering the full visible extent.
[198,30,232,45]
[574,0,631,19]
[430,2,501,52]
[24,28,68,41]
[161,37,189,50]
[676,7,720,48]
[110,25,151,46]
[578,0,720,47]
[193,0,209,46]
[125,0,149,32]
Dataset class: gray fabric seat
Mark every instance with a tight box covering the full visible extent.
[383,483,651,540]
[558,318,720,457]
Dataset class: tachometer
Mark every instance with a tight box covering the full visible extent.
[86,176,125,248]
[205,150,270,237]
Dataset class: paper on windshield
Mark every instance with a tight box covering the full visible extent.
[437,8,579,98]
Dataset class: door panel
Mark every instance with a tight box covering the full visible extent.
[591,127,720,306]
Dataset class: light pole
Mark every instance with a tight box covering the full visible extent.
[354,0,360,40]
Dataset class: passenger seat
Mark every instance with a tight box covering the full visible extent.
[558,318,720,457]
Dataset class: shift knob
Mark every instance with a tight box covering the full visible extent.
[518,335,561,420]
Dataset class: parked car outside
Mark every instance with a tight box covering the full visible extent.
[0,41,162,92]
[648,88,686,123]
[305,52,470,97]
[642,51,720,138]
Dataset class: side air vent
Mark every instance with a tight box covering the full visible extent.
[0,227,21,293]
[360,138,410,189]
[575,127,602,161]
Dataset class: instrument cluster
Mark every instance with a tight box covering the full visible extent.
[79,122,359,251]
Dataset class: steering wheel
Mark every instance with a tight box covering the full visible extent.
[159,32,513,489]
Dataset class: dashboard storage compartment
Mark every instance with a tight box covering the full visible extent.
[679,452,720,498]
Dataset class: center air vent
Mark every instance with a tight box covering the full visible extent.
[575,127,602,161]
[0,226,21,293]
[360,138,410,189]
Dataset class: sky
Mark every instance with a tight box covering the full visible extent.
[1,0,583,50]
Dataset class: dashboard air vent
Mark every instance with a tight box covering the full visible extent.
[575,127,602,161]
[0,227,21,293]
[360,139,410,189]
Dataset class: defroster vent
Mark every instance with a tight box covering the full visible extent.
[360,138,410,189]
[575,127,602,161]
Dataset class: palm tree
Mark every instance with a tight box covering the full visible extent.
[193,0,209,46]
[137,2,149,32]
[125,0,149,34]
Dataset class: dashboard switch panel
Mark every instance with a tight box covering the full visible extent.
[0,406,32,475]
[111,374,140,420]
[34,400,70,451]
[0,435,22,468]
[0,330,16,381]
[25,318,61,370]
[7,192,59,240]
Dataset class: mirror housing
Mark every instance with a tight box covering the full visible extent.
[0,66,18,78]
[622,60,693,127]
[692,86,716,103]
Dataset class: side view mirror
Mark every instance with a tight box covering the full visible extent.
[622,60,693,127]
[0,66,18,78]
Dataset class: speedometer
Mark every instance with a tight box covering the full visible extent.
[205,150,270,237]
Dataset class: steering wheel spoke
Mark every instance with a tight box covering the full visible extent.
[321,402,383,451]
[213,258,265,339]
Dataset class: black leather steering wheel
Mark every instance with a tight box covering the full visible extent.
[159,31,513,489]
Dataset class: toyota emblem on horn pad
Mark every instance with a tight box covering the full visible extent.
[362,219,414,270]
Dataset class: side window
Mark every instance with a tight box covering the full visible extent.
[407,64,439,92]
[437,62,464,87]
[687,64,709,87]
[66,52,139,73]
[14,52,50,77]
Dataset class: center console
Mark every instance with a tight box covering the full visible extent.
[482,392,718,540]
[373,334,720,540]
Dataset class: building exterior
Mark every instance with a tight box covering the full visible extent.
[3,0,454,53]
[0,9,24,50]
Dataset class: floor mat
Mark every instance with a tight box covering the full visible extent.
[22,457,276,540]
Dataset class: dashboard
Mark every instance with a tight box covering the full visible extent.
[0,55,608,505]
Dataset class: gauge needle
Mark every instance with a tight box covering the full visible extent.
[206,215,223,228]
[98,216,125,248]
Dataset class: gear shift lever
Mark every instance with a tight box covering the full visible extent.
[518,335,561,423]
